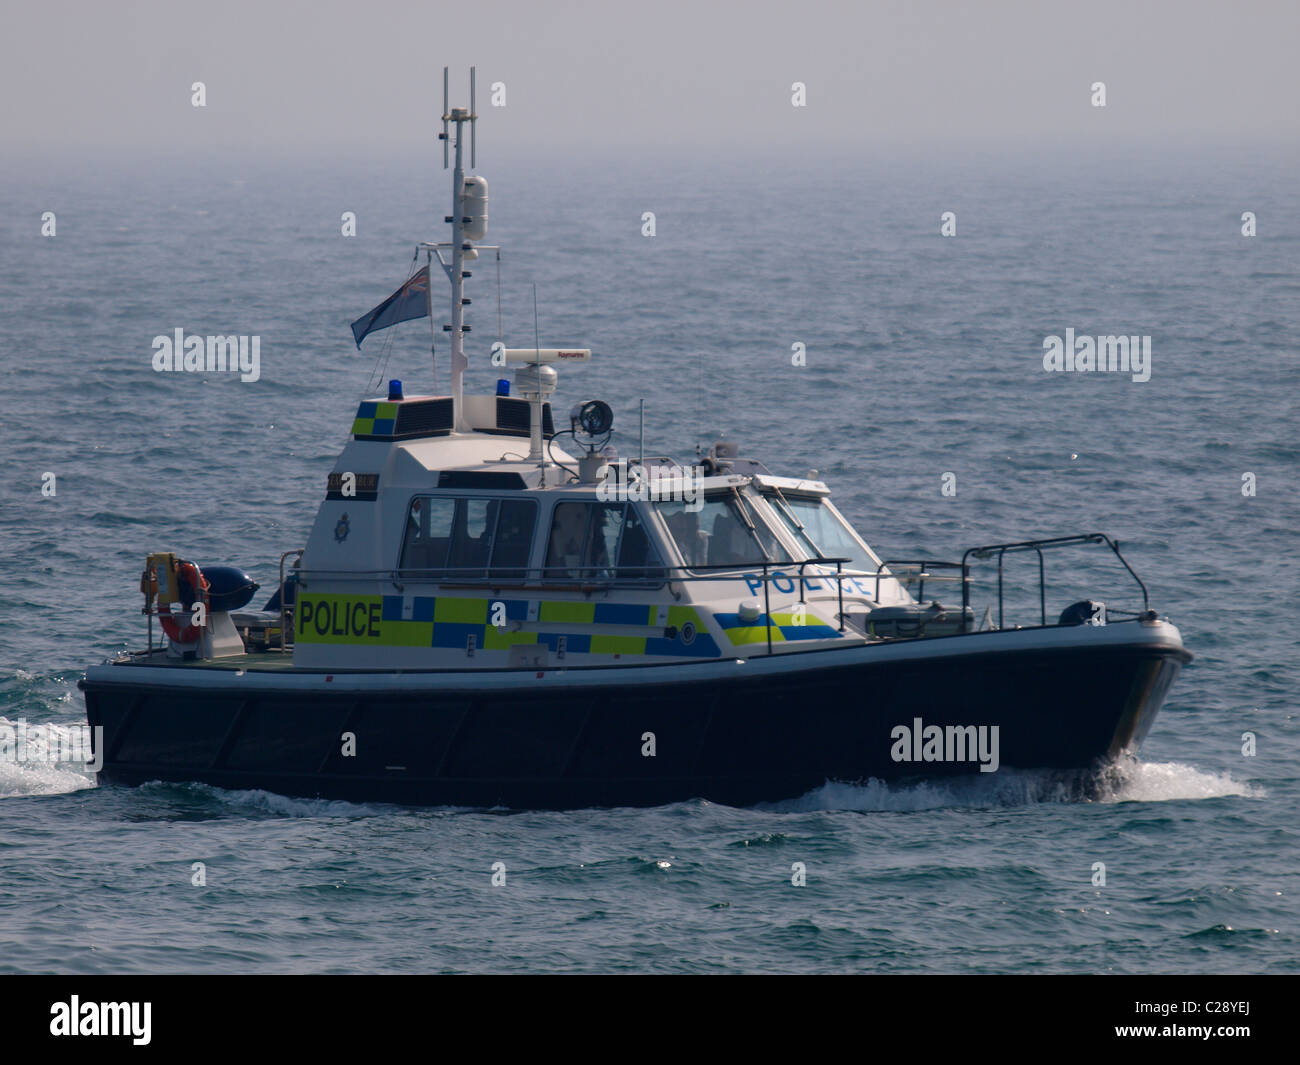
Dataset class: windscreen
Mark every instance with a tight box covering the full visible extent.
[654,493,792,568]
[767,495,874,573]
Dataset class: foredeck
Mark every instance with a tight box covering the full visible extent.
[112,649,299,672]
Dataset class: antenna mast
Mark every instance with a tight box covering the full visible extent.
[427,66,491,433]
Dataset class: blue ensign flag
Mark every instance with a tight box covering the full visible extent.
[350,267,431,348]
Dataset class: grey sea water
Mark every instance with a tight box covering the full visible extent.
[0,141,1296,973]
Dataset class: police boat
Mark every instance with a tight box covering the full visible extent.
[80,72,1192,809]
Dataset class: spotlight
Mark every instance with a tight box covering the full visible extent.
[570,399,613,437]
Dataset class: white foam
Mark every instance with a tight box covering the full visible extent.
[1093,758,1259,803]
[159,782,403,818]
[0,716,97,798]
[766,758,1258,813]
[0,761,96,798]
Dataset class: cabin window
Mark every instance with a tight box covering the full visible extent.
[399,496,538,579]
[612,503,663,579]
[543,501,663,580]
[654,493,792,569]
[447,498,493,574]
[400,496,456,575]
[489,499,536,578]
[765,494,873,573]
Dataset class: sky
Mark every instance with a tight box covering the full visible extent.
[1,0,1297,159]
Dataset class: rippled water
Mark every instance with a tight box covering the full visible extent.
[0,142,1296,973]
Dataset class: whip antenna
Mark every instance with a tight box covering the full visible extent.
[441,67,449,168]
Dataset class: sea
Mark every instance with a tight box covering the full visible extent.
[0,138,1296,974]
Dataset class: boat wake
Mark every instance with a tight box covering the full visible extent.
[0,715,97,799]
[129,781,409,819]
[765,757,1259,813]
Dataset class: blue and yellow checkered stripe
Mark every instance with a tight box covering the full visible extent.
[299,593,721,658]
[712,610,843,646]
[352,401,399,437]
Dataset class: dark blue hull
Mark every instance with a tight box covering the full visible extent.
[81,633,1191,809]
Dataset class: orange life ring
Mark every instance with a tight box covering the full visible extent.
[159,561,209,644]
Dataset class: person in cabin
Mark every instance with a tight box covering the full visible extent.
[665,508,706,568]
[546,503,591,578]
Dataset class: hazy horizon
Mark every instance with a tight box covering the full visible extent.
[2,0,1297,159]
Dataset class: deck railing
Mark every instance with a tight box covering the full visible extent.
[960,533,1149,629]
[277,549,304,653]
[277,533,1152,654]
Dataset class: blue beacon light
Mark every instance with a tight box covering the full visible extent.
[388,379,404,401]
[496,379,510,396]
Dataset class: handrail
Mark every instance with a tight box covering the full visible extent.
[294,557,861,587]
[796,560,848,634]
[960,533,1148,628]
[873,559,966,605]
[271,533,1154,651]
[278,549,304,653]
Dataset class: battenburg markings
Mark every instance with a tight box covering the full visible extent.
[295,594,721,657]
[351,401,398,438]
[712,610,842,645]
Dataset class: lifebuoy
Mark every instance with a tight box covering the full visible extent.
[158,560,209,644]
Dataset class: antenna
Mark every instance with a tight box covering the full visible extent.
[441,67,449,168]
[423,68,503,431]
[532,283,541,358]
[436,67,481,431]
[533,285,548,470]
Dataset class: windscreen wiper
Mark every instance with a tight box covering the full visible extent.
[730,488,774,563]
[769,485,826,558]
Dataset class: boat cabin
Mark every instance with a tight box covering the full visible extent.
[278,384,918,670]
